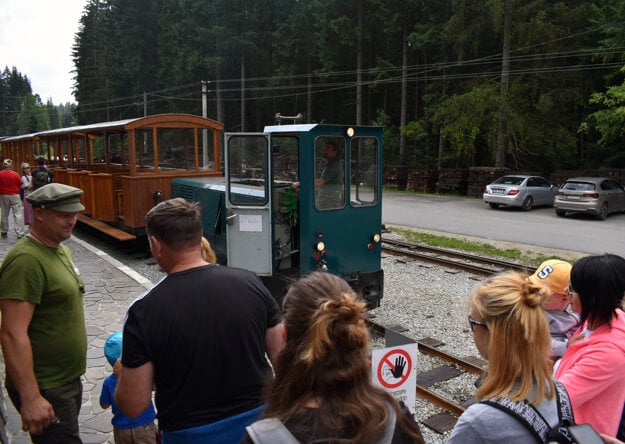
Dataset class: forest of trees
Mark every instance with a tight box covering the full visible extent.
[2,0,625,175]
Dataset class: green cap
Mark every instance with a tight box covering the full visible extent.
[27,183,85,212]
[3,159,12,167]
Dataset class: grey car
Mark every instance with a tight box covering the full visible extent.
[483,175,557,211]
[554,177,625,220]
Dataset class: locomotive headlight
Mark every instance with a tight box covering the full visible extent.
[346,127,355,138]
[316,241,325,252]
[372,233,381,243]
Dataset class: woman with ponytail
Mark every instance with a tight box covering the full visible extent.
[448,271,573,443]
[241,272,424,444]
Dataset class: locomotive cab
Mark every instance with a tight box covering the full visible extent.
[172,123,384,308]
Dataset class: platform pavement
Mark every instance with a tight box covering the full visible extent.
[0,230,153,443]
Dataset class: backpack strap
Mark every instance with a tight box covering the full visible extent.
[481,397,547,442]
[246,418,299,444]
[480,379,574,444]
[553,380,573,425]
[378,403,397,444]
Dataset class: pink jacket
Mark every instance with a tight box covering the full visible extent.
[555,308,625,436]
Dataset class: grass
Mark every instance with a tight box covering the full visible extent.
[389,226,563,266]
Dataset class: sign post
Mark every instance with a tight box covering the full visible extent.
[371,343,418,413]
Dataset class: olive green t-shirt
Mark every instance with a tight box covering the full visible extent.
[0,236,87,389]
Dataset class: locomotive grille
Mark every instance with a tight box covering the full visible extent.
[174,184,195,201]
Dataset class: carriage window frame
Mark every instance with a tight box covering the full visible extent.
[349,136,379,207]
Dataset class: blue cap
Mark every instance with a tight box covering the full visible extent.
[104,331,123,367]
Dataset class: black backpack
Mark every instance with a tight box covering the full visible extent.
[480,379,575,443]
[33,167,51,189]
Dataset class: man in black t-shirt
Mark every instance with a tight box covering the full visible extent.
[115,198,284,443]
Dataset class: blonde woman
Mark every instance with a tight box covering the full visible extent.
[448,271,573,443]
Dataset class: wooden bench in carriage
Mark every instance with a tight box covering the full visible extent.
[0,114,224,240]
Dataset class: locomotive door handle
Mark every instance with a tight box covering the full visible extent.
[226,212,238,225]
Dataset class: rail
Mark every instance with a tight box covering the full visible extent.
[382,237,536,275]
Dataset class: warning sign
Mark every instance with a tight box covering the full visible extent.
[371,343,418,413]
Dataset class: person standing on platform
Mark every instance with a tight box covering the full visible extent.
[0,158,25,239]
[115,198,284,444]
[529,259,579,360]
[554,253,625,437]
[21,162,34,230]
[32,156,54,190]
[0,183,87,443]
[100,331,157,444]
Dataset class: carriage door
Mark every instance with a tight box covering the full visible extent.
[225,133,273,275]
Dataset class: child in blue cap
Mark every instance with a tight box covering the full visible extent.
[100,331,158,443]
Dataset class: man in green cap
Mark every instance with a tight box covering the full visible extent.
[0,183,87,443]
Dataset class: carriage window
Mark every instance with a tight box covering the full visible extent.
[228,135,268,206]
[200,128,217,170]
[109,133,129,165]
[157,128,195,170]
[314,136,345,210]
[350,137,378,206]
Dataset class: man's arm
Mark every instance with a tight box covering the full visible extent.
[265,323,285,363]
[0,299,55,435]
[115,361,154,418]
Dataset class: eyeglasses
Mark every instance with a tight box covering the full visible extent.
[468,316,488,332]
[565,286,578,299]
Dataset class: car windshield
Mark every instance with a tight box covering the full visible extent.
[563,182,596,191]
[494,176,524,186]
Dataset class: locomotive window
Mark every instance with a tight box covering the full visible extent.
[228,135,268,206]
[272,136,298,183]
[350,137,378,206]
[314,136,345,210]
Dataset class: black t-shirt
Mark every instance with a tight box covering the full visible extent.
[122,264,282,431]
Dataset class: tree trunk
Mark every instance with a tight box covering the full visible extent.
[399,25,408,165]
[356,0,363,125]
[496,0,512,167]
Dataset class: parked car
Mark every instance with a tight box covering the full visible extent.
[483,175,557,211]
[554,177,625,220]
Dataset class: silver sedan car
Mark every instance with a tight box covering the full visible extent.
[483,175,557,211]
[554,177,625,220]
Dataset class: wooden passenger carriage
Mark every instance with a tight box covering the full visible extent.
[0,114,224,239]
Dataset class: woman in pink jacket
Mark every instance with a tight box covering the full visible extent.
[555,253,625,437]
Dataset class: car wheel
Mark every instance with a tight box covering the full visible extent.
[488,203,500,209]
[597,203,608,220]
[521,196,533,211]
[555,209,566,217]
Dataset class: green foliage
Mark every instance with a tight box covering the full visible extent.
[433,82,500,159]
[5,0,625,176]
[581,67,625,166]
[16,94,49,134]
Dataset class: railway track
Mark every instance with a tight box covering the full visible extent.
[375,237,537,433]
[382,237,536,275]
[366,316,486,433]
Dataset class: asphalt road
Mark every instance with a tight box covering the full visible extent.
[382,192,625,258]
